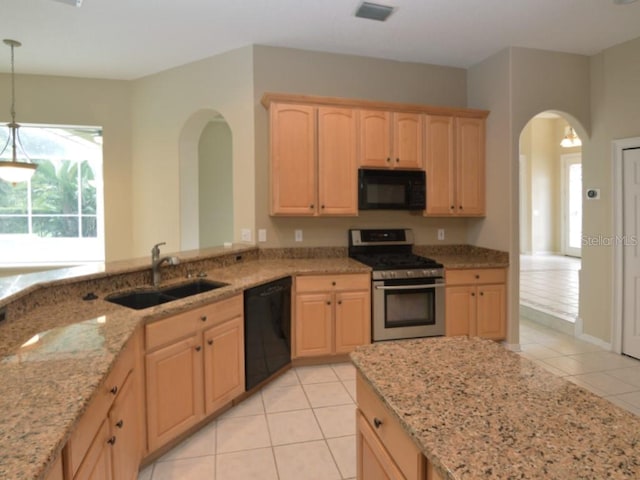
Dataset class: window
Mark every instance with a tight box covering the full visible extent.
[0,125,104,266]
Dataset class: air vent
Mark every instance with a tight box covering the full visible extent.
[355,2,395,22]
[52,0,84,7]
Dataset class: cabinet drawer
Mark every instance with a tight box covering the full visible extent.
[356,372,426,480]
[66,337,135,477]
[446,268,506,286]
[296,273,370,293]
[146,295,243,351]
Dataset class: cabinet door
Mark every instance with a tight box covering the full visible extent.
[356,410,405,480]
[44,455,63,480]
[270,102,317,215]
[74,419,113,480]
[295,292,333,357]
[109,373,141,480]
[146,335,204,452]
[455,117,485,216]
[424,115,455,216]
[445,285,476,337]
[203,316,245,415]
[393,112,423,169]
[317,106,358,215]
[476,283,506,340]
[359,110,392,168]
[335,290,371,354]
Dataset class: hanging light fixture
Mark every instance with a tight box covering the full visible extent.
[560,125,582,148]
[0,39,37,184]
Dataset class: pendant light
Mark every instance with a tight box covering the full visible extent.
[560,126,582,148]
[0,39,37,184]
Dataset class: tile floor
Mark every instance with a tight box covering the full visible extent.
[137,363,357,480]
[520,254,581,322]
[519,319,640,416]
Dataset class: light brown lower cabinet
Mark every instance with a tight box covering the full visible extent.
[145,294,244,453]
[43,454,64,480]
[356,372,444,480]
[445,268,507,341]
[294,273,371,358]
[64,329,142,480]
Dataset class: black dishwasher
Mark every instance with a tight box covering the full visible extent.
[243,277,292,391]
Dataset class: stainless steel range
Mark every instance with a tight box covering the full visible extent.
[348,228,445,341]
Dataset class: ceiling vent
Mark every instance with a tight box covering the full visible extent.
[355,2,395,22]
[52,0,84,7]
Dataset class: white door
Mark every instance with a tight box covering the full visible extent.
[562,154,582,257]
[622,147,640,359]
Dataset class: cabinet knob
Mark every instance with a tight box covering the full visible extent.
[475,274,480,279]
[386,157,391,163]
[338,300,342,305]
[208,339,214,346]
[373,417,383,429]
[332,281,336,286]
[195,346,202,352]
[107,436,116,446]
[326,301,331,305]
[116,420,124,429]
[310,204,314,209]
[200,315,207,322]
[471,292,475,297]
[480,291,484,296]
[450,205,455,210]
[321,205,325,209]
[109,386,118,395]
[459,205,463,210]
[395,158,399,163]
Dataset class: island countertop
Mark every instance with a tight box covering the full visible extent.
[351,336,640,479]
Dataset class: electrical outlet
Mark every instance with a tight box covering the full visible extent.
[437,229,445,241]
[258,229,267,242]
[241,228,252,242]
[294,229,303,242]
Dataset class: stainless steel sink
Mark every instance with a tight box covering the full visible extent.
[106,279,228,310]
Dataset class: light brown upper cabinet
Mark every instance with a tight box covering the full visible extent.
[424,115,486,217]
[359,110,423,170]
[269,102,357,216]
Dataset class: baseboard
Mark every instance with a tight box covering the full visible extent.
[519,304,575,336]
[574,316,612,350]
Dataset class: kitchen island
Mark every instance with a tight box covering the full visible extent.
[351,336,640,479]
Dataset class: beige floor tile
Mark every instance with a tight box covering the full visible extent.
[151,456,215,480]
[314,404,356,438]
[612,390,640,410]
[331,362,356,381]
[137,464,153,480]
[570,372,639,396]
[342,380,357,401]
[304,381,353,408]
[156,421,216,461]
[539,356,600,376]
[218,392,264,419]
[274,440,341,480]
[328,435,357,479]
[519,343,563,359]
[261,384,310,413]
[605,394,640,416]
[267,409,323,445]
[568,351,640,371]
[216,414,271,453]
[216,447,278,480]
[565,376,607,397]
[296,365,339,384]
[607,366,640,388]
[267,368,300,388]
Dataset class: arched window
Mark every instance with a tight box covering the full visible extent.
[0,124,104,266]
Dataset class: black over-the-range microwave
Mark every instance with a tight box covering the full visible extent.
[358,168,426,211]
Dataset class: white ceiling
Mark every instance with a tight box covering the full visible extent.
[2,0,640,80]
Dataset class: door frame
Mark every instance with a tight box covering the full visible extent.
[560,153,582,257]
[612,136,640,354]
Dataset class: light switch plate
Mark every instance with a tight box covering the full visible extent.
[258,229,267,242]
[241,228,252,242]
[294,229,303,242]
[437,229,445,241]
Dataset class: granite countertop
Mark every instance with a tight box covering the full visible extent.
[351,337,640,479]
[0,254,368,480]
[414,245,509,269]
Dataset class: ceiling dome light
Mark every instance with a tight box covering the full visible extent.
[0,39,37,184]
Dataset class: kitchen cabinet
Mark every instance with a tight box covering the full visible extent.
[359,110,423,169]
[44,455,64,480]
[294,273,370,358]
[64,329,142,480]
[445,268,506,340]
[356,372,444,480]
[145,294,244,452]
[269,102,358,216]
[424,115,485,217]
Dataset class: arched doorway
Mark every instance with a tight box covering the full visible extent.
[179,110,233,250]
[518,112,583,337]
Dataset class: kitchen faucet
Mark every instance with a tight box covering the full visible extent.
[151,242,180,287]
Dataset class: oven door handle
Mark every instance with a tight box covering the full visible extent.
[374,283,445,291]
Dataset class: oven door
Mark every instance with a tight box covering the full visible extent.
[372,277,445,341]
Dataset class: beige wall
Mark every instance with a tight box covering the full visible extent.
[0,73,133,262]
[252,45,471,247]
[581,36,640,343]
[198,120,233,247]
[130,46,254,257]
[468,47,591,345]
